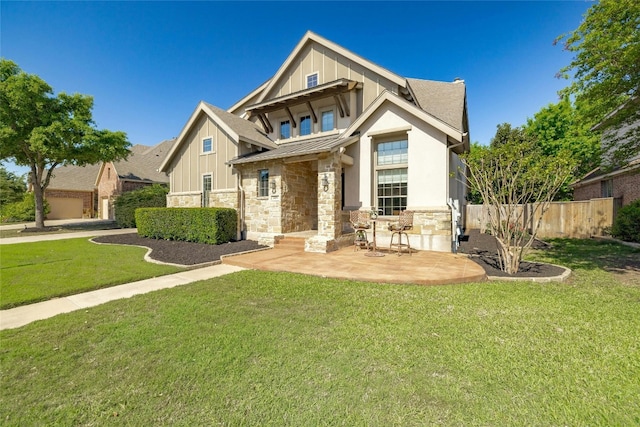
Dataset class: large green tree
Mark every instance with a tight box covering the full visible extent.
[0,165,26,206]
[524,98,600,199]
[462,124,576,274]
[0,59,130,228]
[556,0,640,166]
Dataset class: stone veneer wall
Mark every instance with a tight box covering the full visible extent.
[281,161,317,232]
[241,161,283,235]
[166,192,202,207]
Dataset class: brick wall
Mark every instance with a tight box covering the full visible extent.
[574,169,639,206]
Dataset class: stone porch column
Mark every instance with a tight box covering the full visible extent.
[317,154,342,240]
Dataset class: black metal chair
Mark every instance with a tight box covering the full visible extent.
[350,210,371,251]
[388,210,414,255]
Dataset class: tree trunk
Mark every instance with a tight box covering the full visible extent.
[33,183,46,228]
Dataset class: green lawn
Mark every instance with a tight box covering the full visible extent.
[1,240,638,425]
[0,238,183,309]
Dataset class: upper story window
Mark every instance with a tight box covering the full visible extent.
[258,169,269,197]
[300,115,311,136]
[375,139,408,216]
[306,72,318,88]
[280,120,291,139]
[202,137,213,153]
[321,110,334,132]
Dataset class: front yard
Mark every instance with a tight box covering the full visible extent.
[0,239,638,425]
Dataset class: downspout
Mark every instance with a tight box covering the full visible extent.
[233,166,246,240]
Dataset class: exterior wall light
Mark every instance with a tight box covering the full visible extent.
[322,174,329,192]
[270,180,276,194]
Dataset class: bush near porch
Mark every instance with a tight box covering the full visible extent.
[135,207,237,244]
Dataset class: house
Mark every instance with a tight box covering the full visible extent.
[44,140,172,220]
[572,116,639,207]
[96,140,172,219]
[45,163,101,219]
[160,31,470,253]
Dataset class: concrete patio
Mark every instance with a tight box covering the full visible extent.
[222,238,487,286]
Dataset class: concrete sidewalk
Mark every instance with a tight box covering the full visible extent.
[0,263,245,330]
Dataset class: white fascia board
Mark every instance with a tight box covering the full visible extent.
[343,91,463,142]
[256,31,406,104]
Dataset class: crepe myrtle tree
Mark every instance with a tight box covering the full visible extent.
[462,124,575,275]
[0,59,130,228]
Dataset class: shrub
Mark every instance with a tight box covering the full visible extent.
[135,207,237,244]
[0,193,49,223]
[114,184,168,228]
[611,199,640,243]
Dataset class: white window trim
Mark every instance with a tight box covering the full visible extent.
[374,136,409,216]
[320,108,336,132]
[305,71,319,88]
[201,136,214,154]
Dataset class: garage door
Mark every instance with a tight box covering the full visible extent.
[47,197,83,219]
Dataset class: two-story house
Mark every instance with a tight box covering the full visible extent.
[160,31,470,253]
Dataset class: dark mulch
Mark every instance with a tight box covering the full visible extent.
[458,229,567,278]
[93,233,267,266]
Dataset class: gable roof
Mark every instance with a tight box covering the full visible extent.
[406,78,467,133]
[255,31,406,105]
[48,163,101,192]
[111,140,173,183]
[343,90,469,152]
[160,101,277,172]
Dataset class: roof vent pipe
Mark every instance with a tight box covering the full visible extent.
[453,77,464,83]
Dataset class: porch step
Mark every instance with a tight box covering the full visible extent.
[275,236,306,251]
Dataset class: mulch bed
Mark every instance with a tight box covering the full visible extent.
[458,229,566,278]
[95,230,567,279]
[93,233,267,266]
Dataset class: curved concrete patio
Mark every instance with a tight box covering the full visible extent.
[222,244,487,286]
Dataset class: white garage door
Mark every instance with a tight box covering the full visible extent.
[47,197,83,219]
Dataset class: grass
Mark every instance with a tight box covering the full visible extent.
[0,238,183,309]
[1,239,639,425]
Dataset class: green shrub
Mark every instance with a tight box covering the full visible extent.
[611,199,640,243]
[0,192,49,223]
[135,207,237,244]
[114,184,168,228]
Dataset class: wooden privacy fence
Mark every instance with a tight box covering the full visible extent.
[465,197,621,239]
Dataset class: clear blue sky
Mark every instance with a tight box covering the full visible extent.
[1,1,593,175]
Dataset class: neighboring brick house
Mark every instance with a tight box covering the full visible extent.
[160,31,470,253]
[45,164,101,219]
[96,140,172,219]
[572,118,639,207]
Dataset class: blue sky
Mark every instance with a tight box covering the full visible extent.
[2,1,593,175]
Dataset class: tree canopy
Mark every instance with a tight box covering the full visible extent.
[0,59,130,227]
[524,98,600,199]
[556,0,640,165]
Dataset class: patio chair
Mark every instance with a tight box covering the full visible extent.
[350,210,371,251]
[388,210,414,255]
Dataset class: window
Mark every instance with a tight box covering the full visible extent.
[258,169,269,197]
[300,115,311,136]
[601,179,613,198]
[280,120,290,139]
[306,72,318,88]
[202,174,212,207]
[375,139,408,215]
[202,137,213,153]
[321,110,334,132]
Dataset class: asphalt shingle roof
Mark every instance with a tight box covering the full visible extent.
[229,134,346,165]
[113,139,173,183]
[47,163,101,192]
[204,102,277,149]
[406,78,466,132]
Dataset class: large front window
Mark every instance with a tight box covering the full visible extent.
[321,110,334,132]
[376,139,408,215]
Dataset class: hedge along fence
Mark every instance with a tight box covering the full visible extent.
[135,207,237,245]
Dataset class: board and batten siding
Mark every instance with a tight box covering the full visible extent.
[268,42,398,112]
[168,114,238,194]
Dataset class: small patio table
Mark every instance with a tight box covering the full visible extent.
[364,219,385,257]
